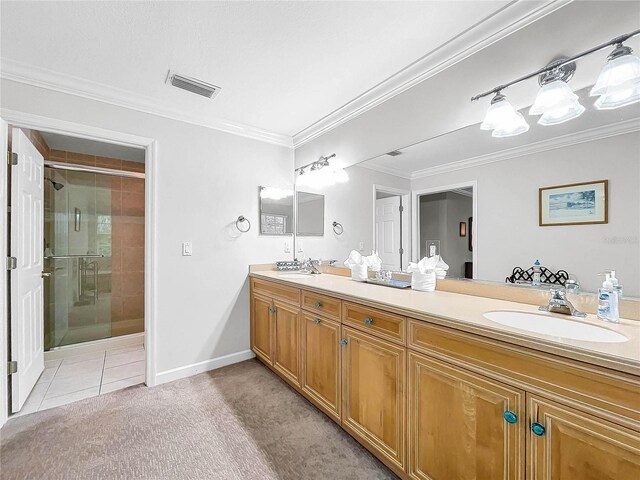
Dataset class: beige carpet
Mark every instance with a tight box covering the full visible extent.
[1,359,397,480]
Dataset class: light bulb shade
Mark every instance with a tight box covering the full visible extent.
[491,113,530,137]
[538,99,585,126]
[260,187,293,200]
[481,97,519,130]
[529,80,579,115]
[590,53,640,97]
[334,168,349,183]
[594,82,640,110]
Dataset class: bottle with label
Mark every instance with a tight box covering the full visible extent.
[532,259,541,286]
[609,270,623,298]
[597,274,619,323]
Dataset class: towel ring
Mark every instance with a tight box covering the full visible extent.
[236,216,251,233]
[332,221,343,235]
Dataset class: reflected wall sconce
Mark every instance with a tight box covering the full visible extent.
[472,29,640,137]
[295,153,349,189]
[459,222,466,237]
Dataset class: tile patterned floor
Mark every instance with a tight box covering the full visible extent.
[13,344,145,417]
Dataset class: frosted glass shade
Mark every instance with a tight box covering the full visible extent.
[590,54,640,97]
[593,82,640,110]
[538,100,585,126]
[529,80,579,115]
[491,114,530,137]
[481,96,529,137]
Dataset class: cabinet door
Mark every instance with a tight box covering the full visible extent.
[528,395,640,480]
[272,300,301,387]
[301,313,341,420]
[408,351,525,480]
[250,293,273,364]
[341,326,405,471]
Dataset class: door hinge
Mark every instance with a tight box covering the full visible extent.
[7,361,17,375]
[399,205,404,213]
[10,152,18,166]
[6,257,17,270]
[399,247,404,255]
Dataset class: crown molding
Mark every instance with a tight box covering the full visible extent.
[0,58,293,148]
[292,0,572,149]
[410,118,640,180]
[358,162,411,180]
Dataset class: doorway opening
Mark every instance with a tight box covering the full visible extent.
[7,127,147,416]
[373,185,410,272]
[413,182,476,279]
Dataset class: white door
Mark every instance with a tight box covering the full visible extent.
[10,128,45,412]
[375,196,401,271]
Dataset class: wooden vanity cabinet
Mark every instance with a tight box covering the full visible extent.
[528,395,640,480]
[250,280,302,388]
[300,312,341,421]
[408,351,525,480]
[249,277,640,480]
[341,326,406,474]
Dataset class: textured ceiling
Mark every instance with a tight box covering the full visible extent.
[0,0,511,137]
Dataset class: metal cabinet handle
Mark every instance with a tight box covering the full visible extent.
[313,318,321,325]
[503,411,518,424]
[364,317,373,326]
[41,271,52,278]
[269,306,277,314]
[314,301,322,308]
[340,339,348,346]
[531,422,546,436]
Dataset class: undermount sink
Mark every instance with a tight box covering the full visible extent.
[276,272,313,279]
[483,311,628,343]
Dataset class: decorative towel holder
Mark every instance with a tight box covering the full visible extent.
[332,221,343,235]
[236,216,251,233]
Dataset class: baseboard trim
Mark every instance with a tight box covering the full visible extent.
[154,350,256,386]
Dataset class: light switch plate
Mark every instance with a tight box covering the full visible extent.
[284,241,291,253]
[297,241,303,253]
[182,242,192,256]
[358,241,364,251]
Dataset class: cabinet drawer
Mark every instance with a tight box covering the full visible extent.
[252,278,300,305]
[343,302,405,344]
[301,290,342,321]
[408,319,640,432]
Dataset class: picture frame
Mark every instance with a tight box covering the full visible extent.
[539,180,608,226]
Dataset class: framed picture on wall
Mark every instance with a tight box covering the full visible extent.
[539,180,608,226]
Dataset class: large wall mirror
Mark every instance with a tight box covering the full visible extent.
[296,191,325,236]
[291,85,640,297]
[259,186,294,236]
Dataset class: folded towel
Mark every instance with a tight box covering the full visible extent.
[344,250,368,281]
[408,255,449,286]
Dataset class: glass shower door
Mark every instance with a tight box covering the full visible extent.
[44,167,113,350]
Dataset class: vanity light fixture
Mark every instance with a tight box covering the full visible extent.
[259,187,293,200]
[472,29,640,137]
[480,92,529,137]
[529,60,585,126]
[295,153,348,189]
[591,43,640,109]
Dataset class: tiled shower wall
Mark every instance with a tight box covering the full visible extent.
[48,149,145,337]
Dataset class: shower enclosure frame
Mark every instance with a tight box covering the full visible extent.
[0,110,158,427]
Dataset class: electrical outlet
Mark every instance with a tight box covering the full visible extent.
[359,241,364,251]
[182,242,192,256]
[297,241,303,253]
[284,241,291,253]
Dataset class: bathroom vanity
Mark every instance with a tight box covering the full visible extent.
[249,269,640,480]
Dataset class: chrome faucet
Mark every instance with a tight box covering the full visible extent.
[539,287,586,317]
[301,258,322,274]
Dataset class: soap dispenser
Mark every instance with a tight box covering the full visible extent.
[597,273,619,323]
[609,270,623,298]
[532,259,541,286]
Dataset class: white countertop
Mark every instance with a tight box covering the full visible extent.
[251,270,640,376]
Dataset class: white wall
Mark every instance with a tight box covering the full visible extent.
[1,79,294,381]
[411,132,640,296]
[295,165,410,263]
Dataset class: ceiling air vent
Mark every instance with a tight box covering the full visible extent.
[386,150,403,157]
[166,71,221,99]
